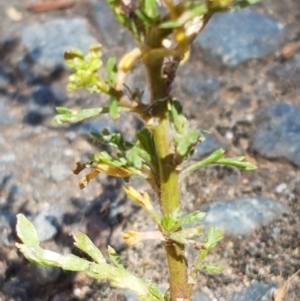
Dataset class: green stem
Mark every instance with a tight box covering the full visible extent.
[144,56,192,301]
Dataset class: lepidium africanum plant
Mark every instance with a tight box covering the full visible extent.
[16,1,260,300]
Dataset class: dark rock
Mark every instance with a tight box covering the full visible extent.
[0,36,18,57]
[231,282,275,301]
[0,69,11,91]
[32,265,61,286]
[181,76,220,99]
[89,0,134,49]
[32,85,67,106]
[198,197,288,236]
[250,103,300,167]
[21,18,96,77]
[268,52,300,92]
[196,8,284,67]
[0,211,16,247]
[23,108,46,125]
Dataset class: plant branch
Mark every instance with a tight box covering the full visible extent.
[143,52,192,300]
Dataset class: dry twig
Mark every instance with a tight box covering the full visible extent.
[26,0,75,12]
[273,269,300,301]
[278,41,300,60]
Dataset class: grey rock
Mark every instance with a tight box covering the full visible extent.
[192,134,228,160]
[32,85,67,106]
[231,282,275,301]
[50,162,71,183]
[0,70,11,90]
[32,265,61,285]
[32,207,63,242]
[21,18,96,76]
[23,109,45,125]
[193,292,212,301]
[121,290,139,301]
[24,103,54,125]
[79,117,116,137]
[0,98,15,125]
[89,0,134,49]
[0,36,18,57]
[196,9,284,67]
[250,103,300,167]
[199,197,288,236]
[0,211,15,247]
[182,76,220,99]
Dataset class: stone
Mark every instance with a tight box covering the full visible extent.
[0,69,11,91]
[50,162,71,183]
[250,103,300,167]
[32,85,67,106]
[0,211,15,247]
[89,0,134,49]
[181,76,220,99]
[20,18,96,76]
[23,103,54,125]
[193,292,212,301]
[199,197,288,236]
[32,207,63,242]
[192,134,228,160]
[196,8,284,67]
[231,281,275,301]
[32,265,61,286]
[78,117,117,137]
[0,98,15,125]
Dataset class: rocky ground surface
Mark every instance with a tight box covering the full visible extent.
[0,0,300,300]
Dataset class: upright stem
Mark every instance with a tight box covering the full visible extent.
[143,57,191,301]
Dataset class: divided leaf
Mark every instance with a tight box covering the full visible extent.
[16,214,40,246]
[72,231,106,264]
[53,107,105,125]
[108,246,124,270]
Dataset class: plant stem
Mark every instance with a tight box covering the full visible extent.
[144,57,191,301]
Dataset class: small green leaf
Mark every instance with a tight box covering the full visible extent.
[216,156,257,170]
[16,244,60,267]
[16,214,39,246]
[161,208,181,232]
[202,262,223,274]
[64,44,110,93]
[180,148,225,180]
[159,20,181,29]
[72,231,106,264]
[125,145,147,169]
[60,254,91,271]
[91,151,126,168]
[176,129,202,157]
[141,0,159,19]
[109,96,119,119]
[52,107,105,125]
[136,128,158,168]
[148,284,164,300]
[170,226,203,245]
[169,98,186,134]
[106,55,117,86]
[204,226,224,251]
[64,48,84,70]
[86,43,103,70]
[135,9,154,26]
[180,211,206,226]
[107,246,124,269]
